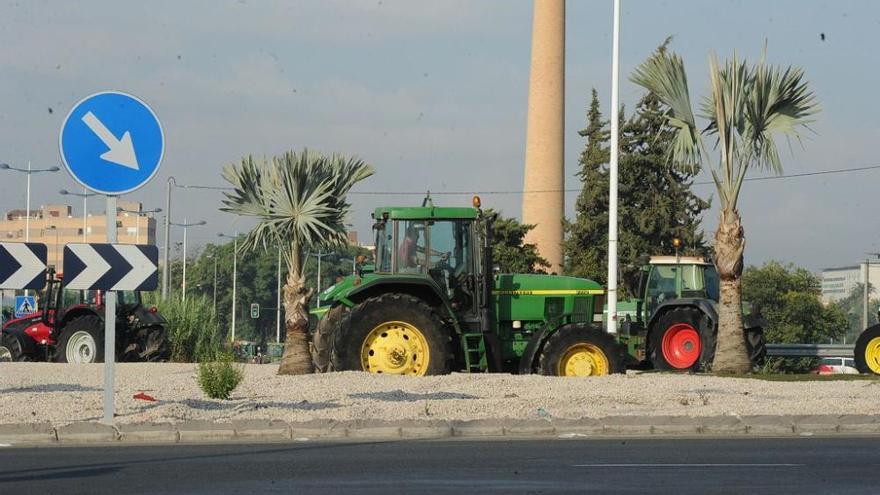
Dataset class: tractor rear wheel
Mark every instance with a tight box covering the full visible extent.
[311,305,348,373]
[538,325,625,376]
[649,307,713,371]
[331,293,451,376]
[854,324,880,375]
[56,316,104,364]
[0,333,28,362]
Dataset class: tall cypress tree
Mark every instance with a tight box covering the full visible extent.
[563,89,710,294]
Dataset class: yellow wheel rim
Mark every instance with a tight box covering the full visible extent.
[558,344,609,377]
[361,321,430,376]
[865,337,880,374]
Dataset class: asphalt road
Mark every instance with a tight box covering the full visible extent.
[0,437,878,494]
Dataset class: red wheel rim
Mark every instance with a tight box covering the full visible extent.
[661,323,701,369]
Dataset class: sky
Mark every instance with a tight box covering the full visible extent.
[0,0,878,272]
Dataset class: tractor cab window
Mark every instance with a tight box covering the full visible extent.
[395,220,427,273]
[427,220,475,312]
[646,263,719,315]
[118,291,140,307]
[375,222,393,273]
[645,265,679,316]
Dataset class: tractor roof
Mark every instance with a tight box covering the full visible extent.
[373,205,479,221]
[649,255,712,266]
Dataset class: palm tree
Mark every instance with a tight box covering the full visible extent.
[631,45,818,372]
[221,150,373,374]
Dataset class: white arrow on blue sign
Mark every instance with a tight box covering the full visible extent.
[59,91,164,196]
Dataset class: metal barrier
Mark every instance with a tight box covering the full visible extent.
[765,344,854,358]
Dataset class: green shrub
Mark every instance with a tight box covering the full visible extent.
[198,352,244,400]
[145,292,223,362]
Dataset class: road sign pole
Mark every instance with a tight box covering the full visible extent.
[103,195,117,425]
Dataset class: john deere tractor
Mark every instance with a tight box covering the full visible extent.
[310,197,623,377]
[613,255,767,371]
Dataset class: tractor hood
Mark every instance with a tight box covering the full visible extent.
[313,272,439,317]
[493,273,603,294]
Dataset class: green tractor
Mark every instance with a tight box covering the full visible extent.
[310,197,624,377]
[613,255,767,371]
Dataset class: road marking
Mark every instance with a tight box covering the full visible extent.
[573,463,803,468]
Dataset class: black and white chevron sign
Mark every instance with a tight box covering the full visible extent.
[63,244,158,291]
[0,242,47,290]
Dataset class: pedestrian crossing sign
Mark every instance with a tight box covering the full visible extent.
[14,295,37,318]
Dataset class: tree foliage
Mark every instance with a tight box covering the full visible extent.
[832,283,879,343]
[563,88,710,293]
[742,261,846,343]
[485,210,549,274]
[742,261,847,372]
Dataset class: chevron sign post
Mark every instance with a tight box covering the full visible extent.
[62,244,158,291]
[0,242,47,290]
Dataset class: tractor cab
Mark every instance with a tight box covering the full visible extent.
[370,201,480,316]
[635,256,719,322]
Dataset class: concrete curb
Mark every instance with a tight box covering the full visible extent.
[3,414,880,446]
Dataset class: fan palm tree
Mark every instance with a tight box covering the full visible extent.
[631,45,818,372]
[221,149,373,375]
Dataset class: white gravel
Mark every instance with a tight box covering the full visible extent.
[1,363,878,426]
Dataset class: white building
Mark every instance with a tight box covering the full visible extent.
[821,262,880,304]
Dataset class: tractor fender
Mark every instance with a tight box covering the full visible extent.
[1,324,42,358]
[648,298,718,330]
[60,307,104,327]
[344,277,463,334]
[518,322,605,374]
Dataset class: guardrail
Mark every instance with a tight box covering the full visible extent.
[765,344,854,358]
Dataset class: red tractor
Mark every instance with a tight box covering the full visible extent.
[0,272,169,363]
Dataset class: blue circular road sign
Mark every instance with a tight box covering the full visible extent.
[59,91,164,196]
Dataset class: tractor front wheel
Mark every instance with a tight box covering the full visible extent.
[0,333,28,362]
[311,305,348,373]
[854,324,880,375]
[56,316,104,364]
[649,307,713,371]
[331,293,451,376]
[538,326,625,377]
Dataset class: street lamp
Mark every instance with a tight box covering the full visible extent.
[2,162,60,295]
[170,219,206,302]
[307,251,331,308]
[59,188,97,242]
[218,232,239,342]
[45,225,60,269]
[206,253,218,316]
[118,207,162,245]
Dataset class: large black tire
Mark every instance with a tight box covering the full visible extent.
[854,324,880,375]
[0,333,29,362]
[744,326,767,368]
[55,316,104,364]
[649,307,714,372]
[538,325,625,376]
[311,305,348,373]
[331,293,452,376]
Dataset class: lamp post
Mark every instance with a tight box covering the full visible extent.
[276,246,282,343]
[169,219,206,302]
[1,162,59,296]
[218,232,239,342]
[59,188,97,242]
[206,254,218,316]
[45,225,60,269]
[118,207,162,245]
[307,251,330,308]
